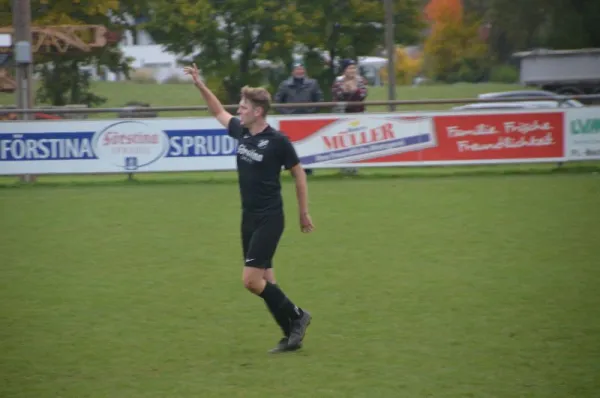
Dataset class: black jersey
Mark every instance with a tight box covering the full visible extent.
[227,117,300,215]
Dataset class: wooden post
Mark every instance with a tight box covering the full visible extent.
[12,0,35,182]
[384,0,396,112]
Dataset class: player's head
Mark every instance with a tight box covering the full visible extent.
[238,86,271,126]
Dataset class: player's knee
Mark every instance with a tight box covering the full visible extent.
[242,273,263,294]
[264,269,276,284]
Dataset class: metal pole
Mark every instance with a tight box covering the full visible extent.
[384,0,396,111]
[3,94,600,115]
[12,0,33,118]
[12,0,34,182]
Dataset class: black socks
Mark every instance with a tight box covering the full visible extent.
[264,290,291,336]
[260,281,304,335]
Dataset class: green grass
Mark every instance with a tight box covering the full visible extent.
[1,161,599,187]
[0,82,524,118]
[1,169,599,398]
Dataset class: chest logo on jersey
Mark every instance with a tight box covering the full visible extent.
[237,143,264,163]
[258,139,269,148]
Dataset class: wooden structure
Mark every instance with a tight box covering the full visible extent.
[0,25,119,92]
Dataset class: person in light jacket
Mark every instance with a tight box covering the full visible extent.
[331,59,369,175]
[331,59,368,114]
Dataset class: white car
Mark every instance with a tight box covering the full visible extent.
[452,90,585,111]
[452,100,569,111]
[477,90,584,107]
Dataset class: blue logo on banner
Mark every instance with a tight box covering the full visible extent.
[125,156,138,170]
[299,133,432,165]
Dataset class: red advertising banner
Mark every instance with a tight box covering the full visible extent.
[279,111,564,166]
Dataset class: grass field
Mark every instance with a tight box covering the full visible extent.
[0,81,524,118]
[1,166,600,398]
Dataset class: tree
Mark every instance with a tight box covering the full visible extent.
[473,0,600,64]
[144,0,303,104]
[425,0,463,24]
[145,0,423,105]
[424,0,600,68]
[379,46,423,85]
[295,0,423,100]
[0,0,131,107]
[423,0,489,83]
[546,0,600,49]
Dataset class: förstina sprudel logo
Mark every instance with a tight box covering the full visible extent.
[92,121,170,170]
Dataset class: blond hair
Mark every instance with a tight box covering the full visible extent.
[241,85,271,116]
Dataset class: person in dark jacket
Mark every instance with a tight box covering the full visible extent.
[274,62,323,115]
[275,62,322,175]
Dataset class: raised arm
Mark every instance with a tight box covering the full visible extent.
[184,63,233,128]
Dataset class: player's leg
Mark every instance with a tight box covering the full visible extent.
[242,266,267,295]
[242,213,291,336]
[241,212,269,294]
[256,215,311,349]
[264,268,276,284]
[262,265,292,338]
[242,214,289,332]
[242,213,309,351]
[242,265,294,354]
[241,211,254,263]
[241,213,284,294]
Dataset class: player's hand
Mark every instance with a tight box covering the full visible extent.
[183,63,202,86]
[300,212,314,233]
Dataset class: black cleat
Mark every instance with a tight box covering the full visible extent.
[268,337,302,354]
[288,311,311,347]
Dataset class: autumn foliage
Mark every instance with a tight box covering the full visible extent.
[425,0,463,26]
[423,0,490,83]
[380,46,423,85]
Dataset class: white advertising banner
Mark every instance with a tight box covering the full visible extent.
[0,118,240,174]
[0,108,573,175]
[566,107,600,160]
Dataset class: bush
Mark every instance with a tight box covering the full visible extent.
[130,68,157,84]
[489,64,519,84]
[162,73,188,84]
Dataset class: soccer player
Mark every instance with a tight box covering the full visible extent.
[183,63,314,353]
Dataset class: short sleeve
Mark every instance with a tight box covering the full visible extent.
[227,117,244,139]
[280,135,300,170]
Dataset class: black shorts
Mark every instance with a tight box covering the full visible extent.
[241,211,285,268]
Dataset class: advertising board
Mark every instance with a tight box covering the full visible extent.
[0,109,569,175]
[280,111,564,167]
[565,108,600,160]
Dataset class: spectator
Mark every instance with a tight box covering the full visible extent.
[274,62,323,115]
[275,62,323,175]
[331,59,368,113]
[332,59,369,175]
